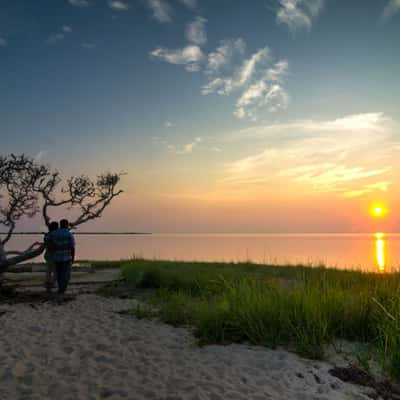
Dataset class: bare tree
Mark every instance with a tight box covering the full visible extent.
[0,154,123,272]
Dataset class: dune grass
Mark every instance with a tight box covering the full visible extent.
[107,259,400,379]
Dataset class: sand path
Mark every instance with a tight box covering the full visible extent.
[0,293,377,400]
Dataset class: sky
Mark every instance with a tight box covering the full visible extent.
[1,0,400,233]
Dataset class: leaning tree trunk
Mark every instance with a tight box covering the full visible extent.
[0,242,6,266]
[0,241,45,273]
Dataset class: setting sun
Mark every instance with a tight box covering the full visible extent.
[370,205,388,218]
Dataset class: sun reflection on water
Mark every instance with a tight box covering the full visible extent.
[375,232,386,272]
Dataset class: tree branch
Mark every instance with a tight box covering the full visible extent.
[5,242,43,256]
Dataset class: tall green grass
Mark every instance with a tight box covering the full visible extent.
[117,259,400,379]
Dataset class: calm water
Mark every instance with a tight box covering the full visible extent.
[8,233,400,272]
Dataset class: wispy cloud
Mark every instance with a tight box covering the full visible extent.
[108,1,130,11]
[150,45,204,72]
[150,12,207,72]
[381,0,400,22]
[224,113,396,197]
[178,137,202,154]
[68,0,91,7]
[186,17,207,45]
[205,38,246,75]
[203,44,290,120]
[202,47,271,95]
[46,33,65,45]
[228,112,387,141]
[159,137,203,154]
[151,29,289,120]
[343,181,390,198]
[179,0,197,9]
[234,61,289,119]
[145,0,197,23]
[0,37,6,47]
[46,26,72,45]
[282,164,389,192]
[276,0,324,32]
[146,0,172,23]
[82,42,96,49]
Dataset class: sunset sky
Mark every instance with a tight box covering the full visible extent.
[1,0,400,233]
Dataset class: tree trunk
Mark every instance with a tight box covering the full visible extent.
[0,243,45,273]
[0,242,6,265]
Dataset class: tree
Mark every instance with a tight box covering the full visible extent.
[0,154,123,272]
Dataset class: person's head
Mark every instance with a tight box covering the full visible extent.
[49,221,59,232]
[60,219,69,230]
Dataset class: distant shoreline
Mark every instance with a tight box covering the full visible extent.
[1,232,152,236]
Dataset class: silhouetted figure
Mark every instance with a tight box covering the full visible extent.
[44,221,59,293]
[47,219,75,303]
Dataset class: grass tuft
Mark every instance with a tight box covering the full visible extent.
[111,259,400,379]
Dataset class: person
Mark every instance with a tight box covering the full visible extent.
[47,219,75,302]
[44,221,59,293]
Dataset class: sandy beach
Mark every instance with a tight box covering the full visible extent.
[0,292,377,400]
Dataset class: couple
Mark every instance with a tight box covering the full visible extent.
[44,219,75,302]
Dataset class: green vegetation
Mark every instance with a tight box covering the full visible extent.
[106,259,400,379]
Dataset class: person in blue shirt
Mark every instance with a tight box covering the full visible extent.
[47,218,75,302]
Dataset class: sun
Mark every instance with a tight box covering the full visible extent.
[370,204,388,218]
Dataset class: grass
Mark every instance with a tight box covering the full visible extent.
[102,259,400,379]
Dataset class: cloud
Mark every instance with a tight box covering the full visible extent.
[381,0,400,22]
[235,83,290,120]
[228,112,387,140]
[68,0,91,7]
[109,1,129,11]
[205,38,246,75]
[202,47,271,96]
[46,33,65,45]
[236,48,271,89]
[265,60,289,81]
[165,121,173,128]
[47,25,72,45]
[179,0,197,9]
[282,164,389,190]
[343,181,390,198]
[0,37,6,47]
[160,137,203,154]
[179,137,202,154]
[203,44,289,119]
[150,45,204,72]
[223,113,396,196]
[146,0,172,23]
[82,42,96,49]
[151,35,289,120]
[186,17,207,45]
[276,0,324,31]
